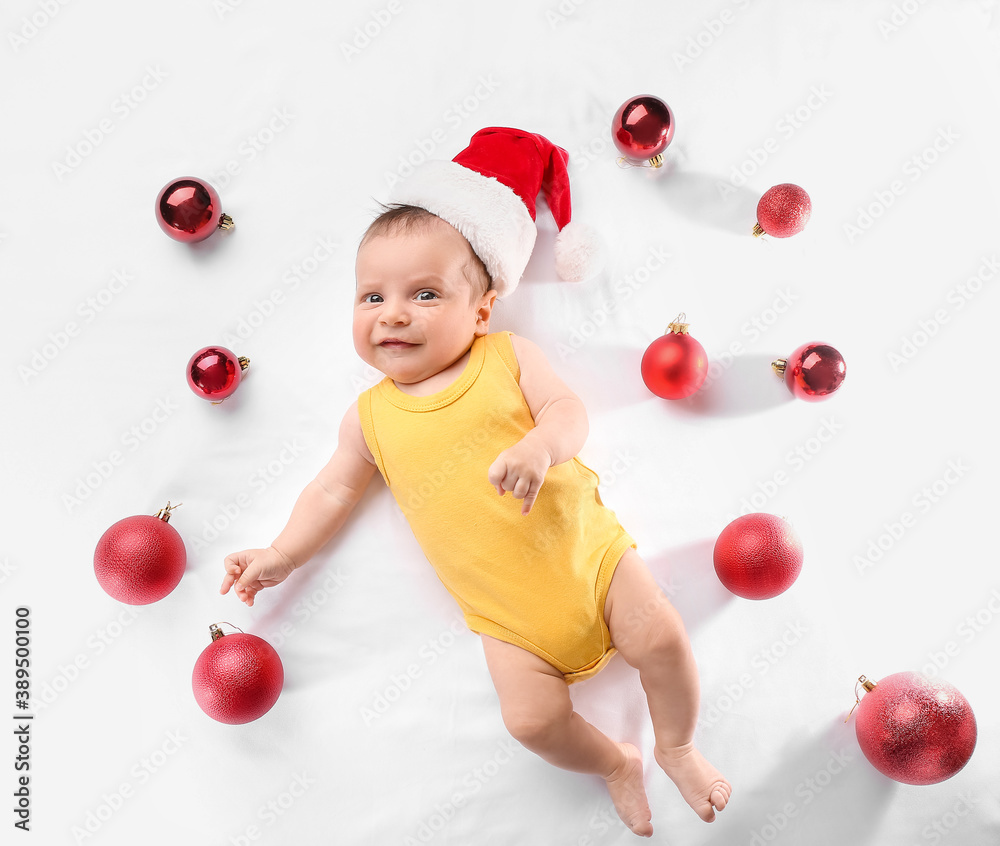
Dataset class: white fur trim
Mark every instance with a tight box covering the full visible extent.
[390,161,535,298]
[553,221,605,282]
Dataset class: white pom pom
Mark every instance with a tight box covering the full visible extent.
[553,221,605,282]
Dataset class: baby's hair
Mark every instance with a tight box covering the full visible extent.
[360,203,493,301]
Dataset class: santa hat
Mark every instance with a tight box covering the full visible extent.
[390,126,604,298]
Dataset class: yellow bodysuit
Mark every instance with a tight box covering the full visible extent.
[358,331,635,682]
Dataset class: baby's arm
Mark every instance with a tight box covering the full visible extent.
[221,400,378,606]
[487,334,588,515]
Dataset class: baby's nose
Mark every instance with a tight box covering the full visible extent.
[379,300,410,324]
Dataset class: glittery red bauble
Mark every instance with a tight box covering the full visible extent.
[776,342,846,401]
[155,177,232,243]
[713,513,803,600]
[192,627,284,724]
[754,183,811,238]
[641,317,707,400]
[186,346,249,401]
[612,95,675,165]
[93,507,186,604]
[855,672,977,785]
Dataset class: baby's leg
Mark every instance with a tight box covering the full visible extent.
[604,549,732,822]
[481,634,653,837]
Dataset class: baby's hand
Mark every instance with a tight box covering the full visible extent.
[487,434,552,516]
[221,547,297,607]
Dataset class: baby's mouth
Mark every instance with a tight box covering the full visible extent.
[379,339,416,348]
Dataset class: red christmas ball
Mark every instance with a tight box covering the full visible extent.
[612,95,675,167]
[713,513,803,600]
[753,183,811,238]
[192,625,284,724]
[155,177,233,243]
[94,503,186,604]
[187,346,249,401]
[855,673,977,785]
[774,342,846,401]
[641,315,707,400]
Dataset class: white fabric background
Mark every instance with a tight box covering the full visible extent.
[2,1,999,844]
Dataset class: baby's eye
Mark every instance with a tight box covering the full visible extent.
[362,293,383,304]
[416,291,438,301]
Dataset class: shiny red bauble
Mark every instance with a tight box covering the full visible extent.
[94,503,186,604]
[612,95,675,167]
[713,513,803,600]
[155,177,233,243]
[187,346,249,401]
[753,183,811,238]
[773,342,846,401]
[192,625,284,724]
[641,316,707,400]
[854,672,977,785]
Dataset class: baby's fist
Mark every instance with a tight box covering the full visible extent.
[221,547,296,607]
[487,435,552,515]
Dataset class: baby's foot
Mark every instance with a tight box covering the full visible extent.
[654,742,731,822]
[604,743,653,837]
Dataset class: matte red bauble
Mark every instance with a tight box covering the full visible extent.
[641,314,707,400]
[773,342,846,401]
[612,95,675,168]
[753,183,811,238]
[187,346,249,402]
[853,673,977,785]
[155,177,234,243]
[94,502,186,604]
[192,624,284,724]
[713,513,803,600]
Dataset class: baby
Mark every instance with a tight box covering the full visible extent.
[221,127,730,836]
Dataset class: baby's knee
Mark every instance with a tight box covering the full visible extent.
[502,698,571,748]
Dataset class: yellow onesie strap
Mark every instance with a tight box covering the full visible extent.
[357,387,389,485]
[490,331,520,383]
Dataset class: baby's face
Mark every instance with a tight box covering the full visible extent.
[353,217,496,385]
